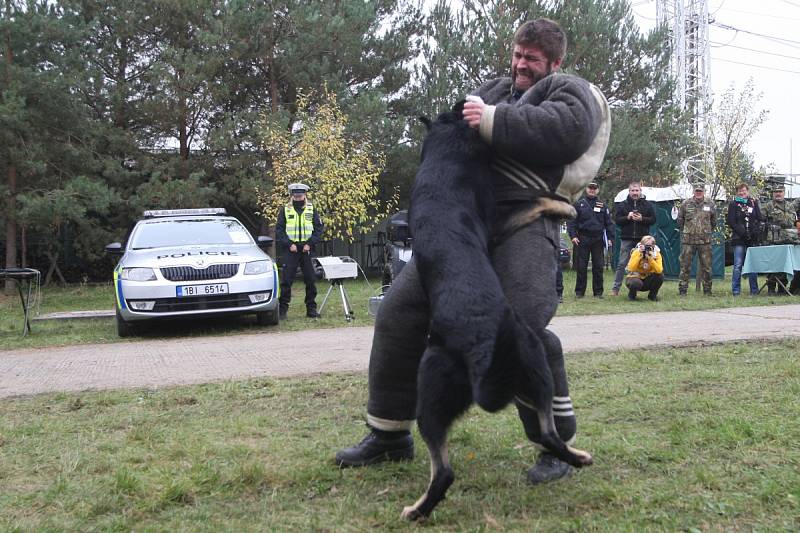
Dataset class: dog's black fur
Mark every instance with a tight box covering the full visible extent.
[402,103,592,520]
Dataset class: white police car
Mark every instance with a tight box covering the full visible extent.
[105,208,280,337]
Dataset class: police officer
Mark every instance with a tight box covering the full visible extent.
[275,182,324,318]
[762,185,798,294]
[567,181,614,298]
[677,183,717,296]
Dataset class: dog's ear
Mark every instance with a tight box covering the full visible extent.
[419,115,432,130]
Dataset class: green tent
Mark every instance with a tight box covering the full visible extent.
[612,184,726,280]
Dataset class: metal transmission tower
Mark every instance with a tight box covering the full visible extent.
[657,0,714,184]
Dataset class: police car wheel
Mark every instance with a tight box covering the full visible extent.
[115,308,136,337]
[256,310,279,326]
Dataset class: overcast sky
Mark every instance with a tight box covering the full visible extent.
[631,0,800,181]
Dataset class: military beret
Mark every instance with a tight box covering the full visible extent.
[288,183,309,194]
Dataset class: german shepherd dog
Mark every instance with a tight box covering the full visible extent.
[402,103,592,520]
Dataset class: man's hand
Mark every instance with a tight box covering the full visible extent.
[302,243,311,253]
[633,212,642,221]
[289,243,298,253]
[571,237,580,246]
[463,100,485,130]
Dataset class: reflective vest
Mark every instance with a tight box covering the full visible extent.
[284,202,314,242]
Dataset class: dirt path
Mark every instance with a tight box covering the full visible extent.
[2,304,799,398]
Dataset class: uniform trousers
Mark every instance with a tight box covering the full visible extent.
[366,214,577,446]
[573,235,606,296]
[678,242,712,293]
[279,250,318,311]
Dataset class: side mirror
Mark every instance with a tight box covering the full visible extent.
[105,242,124,255]
[257,235,274,248]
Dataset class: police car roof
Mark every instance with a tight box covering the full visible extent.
[142,208,227,218]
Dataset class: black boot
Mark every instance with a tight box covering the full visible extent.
[527,452,573,485]
[279,305,288,320]
[306,308,320,318]
[335,428,414,467]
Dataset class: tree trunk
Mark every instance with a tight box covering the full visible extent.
[4,164,18,293]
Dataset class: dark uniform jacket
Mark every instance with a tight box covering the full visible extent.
[614,195,656,241]
[726,197,763,247]
[567,195,614,241]
[677,197,716,245]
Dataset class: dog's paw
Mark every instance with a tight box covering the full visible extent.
[401,505,426,521]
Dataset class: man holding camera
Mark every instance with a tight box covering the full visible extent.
[275,182,324,319]
[568,181,615,298]
[677,183,717,296]
[625,235,663,301]
[611,182,655,296]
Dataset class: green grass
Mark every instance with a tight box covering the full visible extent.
[1,339,798,530]
[2,268,796,351]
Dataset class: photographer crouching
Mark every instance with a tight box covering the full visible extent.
[625,235,664,301]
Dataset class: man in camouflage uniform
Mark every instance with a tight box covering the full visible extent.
[677,183,716,296]
[762,185,799,294]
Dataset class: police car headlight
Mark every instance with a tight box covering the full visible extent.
[244,260,270,275]
[120,267,157,282]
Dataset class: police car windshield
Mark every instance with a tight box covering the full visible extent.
[130,219,253,249]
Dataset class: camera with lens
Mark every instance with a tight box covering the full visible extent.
[643,244,654,255]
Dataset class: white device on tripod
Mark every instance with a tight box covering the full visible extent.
[314,256,358,321]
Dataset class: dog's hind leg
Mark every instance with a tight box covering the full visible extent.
[401,344,472,521]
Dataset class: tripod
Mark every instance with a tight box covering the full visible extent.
[318,279,355,322]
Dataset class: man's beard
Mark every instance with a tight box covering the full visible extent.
[513,63,552,91]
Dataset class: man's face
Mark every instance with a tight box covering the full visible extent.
[773,190,785,201]
[511,44,562,92]
[693,189,705,200]
[629,185,641,200]
[737,187,749,198]
[586,185,598,198]
[291,192,306,202]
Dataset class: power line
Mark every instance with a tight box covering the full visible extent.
[711,21,800,49]
[713,56,800,74]
[710,41,800,61]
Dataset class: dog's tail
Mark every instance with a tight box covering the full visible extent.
[476,309,592,469]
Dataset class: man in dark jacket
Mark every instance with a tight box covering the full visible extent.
[567,182,615,298]
[611,182,655,296]
[726,183,763,296]
[335,18,610,485]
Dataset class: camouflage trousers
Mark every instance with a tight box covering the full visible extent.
[678,243,713,293]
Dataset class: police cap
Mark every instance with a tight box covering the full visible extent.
[288,183,309,195]
[587,181,599,189]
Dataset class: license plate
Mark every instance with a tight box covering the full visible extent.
[176,283,229,297]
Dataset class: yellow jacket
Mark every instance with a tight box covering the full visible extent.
[626,245,663,279]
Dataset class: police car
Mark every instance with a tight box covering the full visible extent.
[105,208,280,337]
